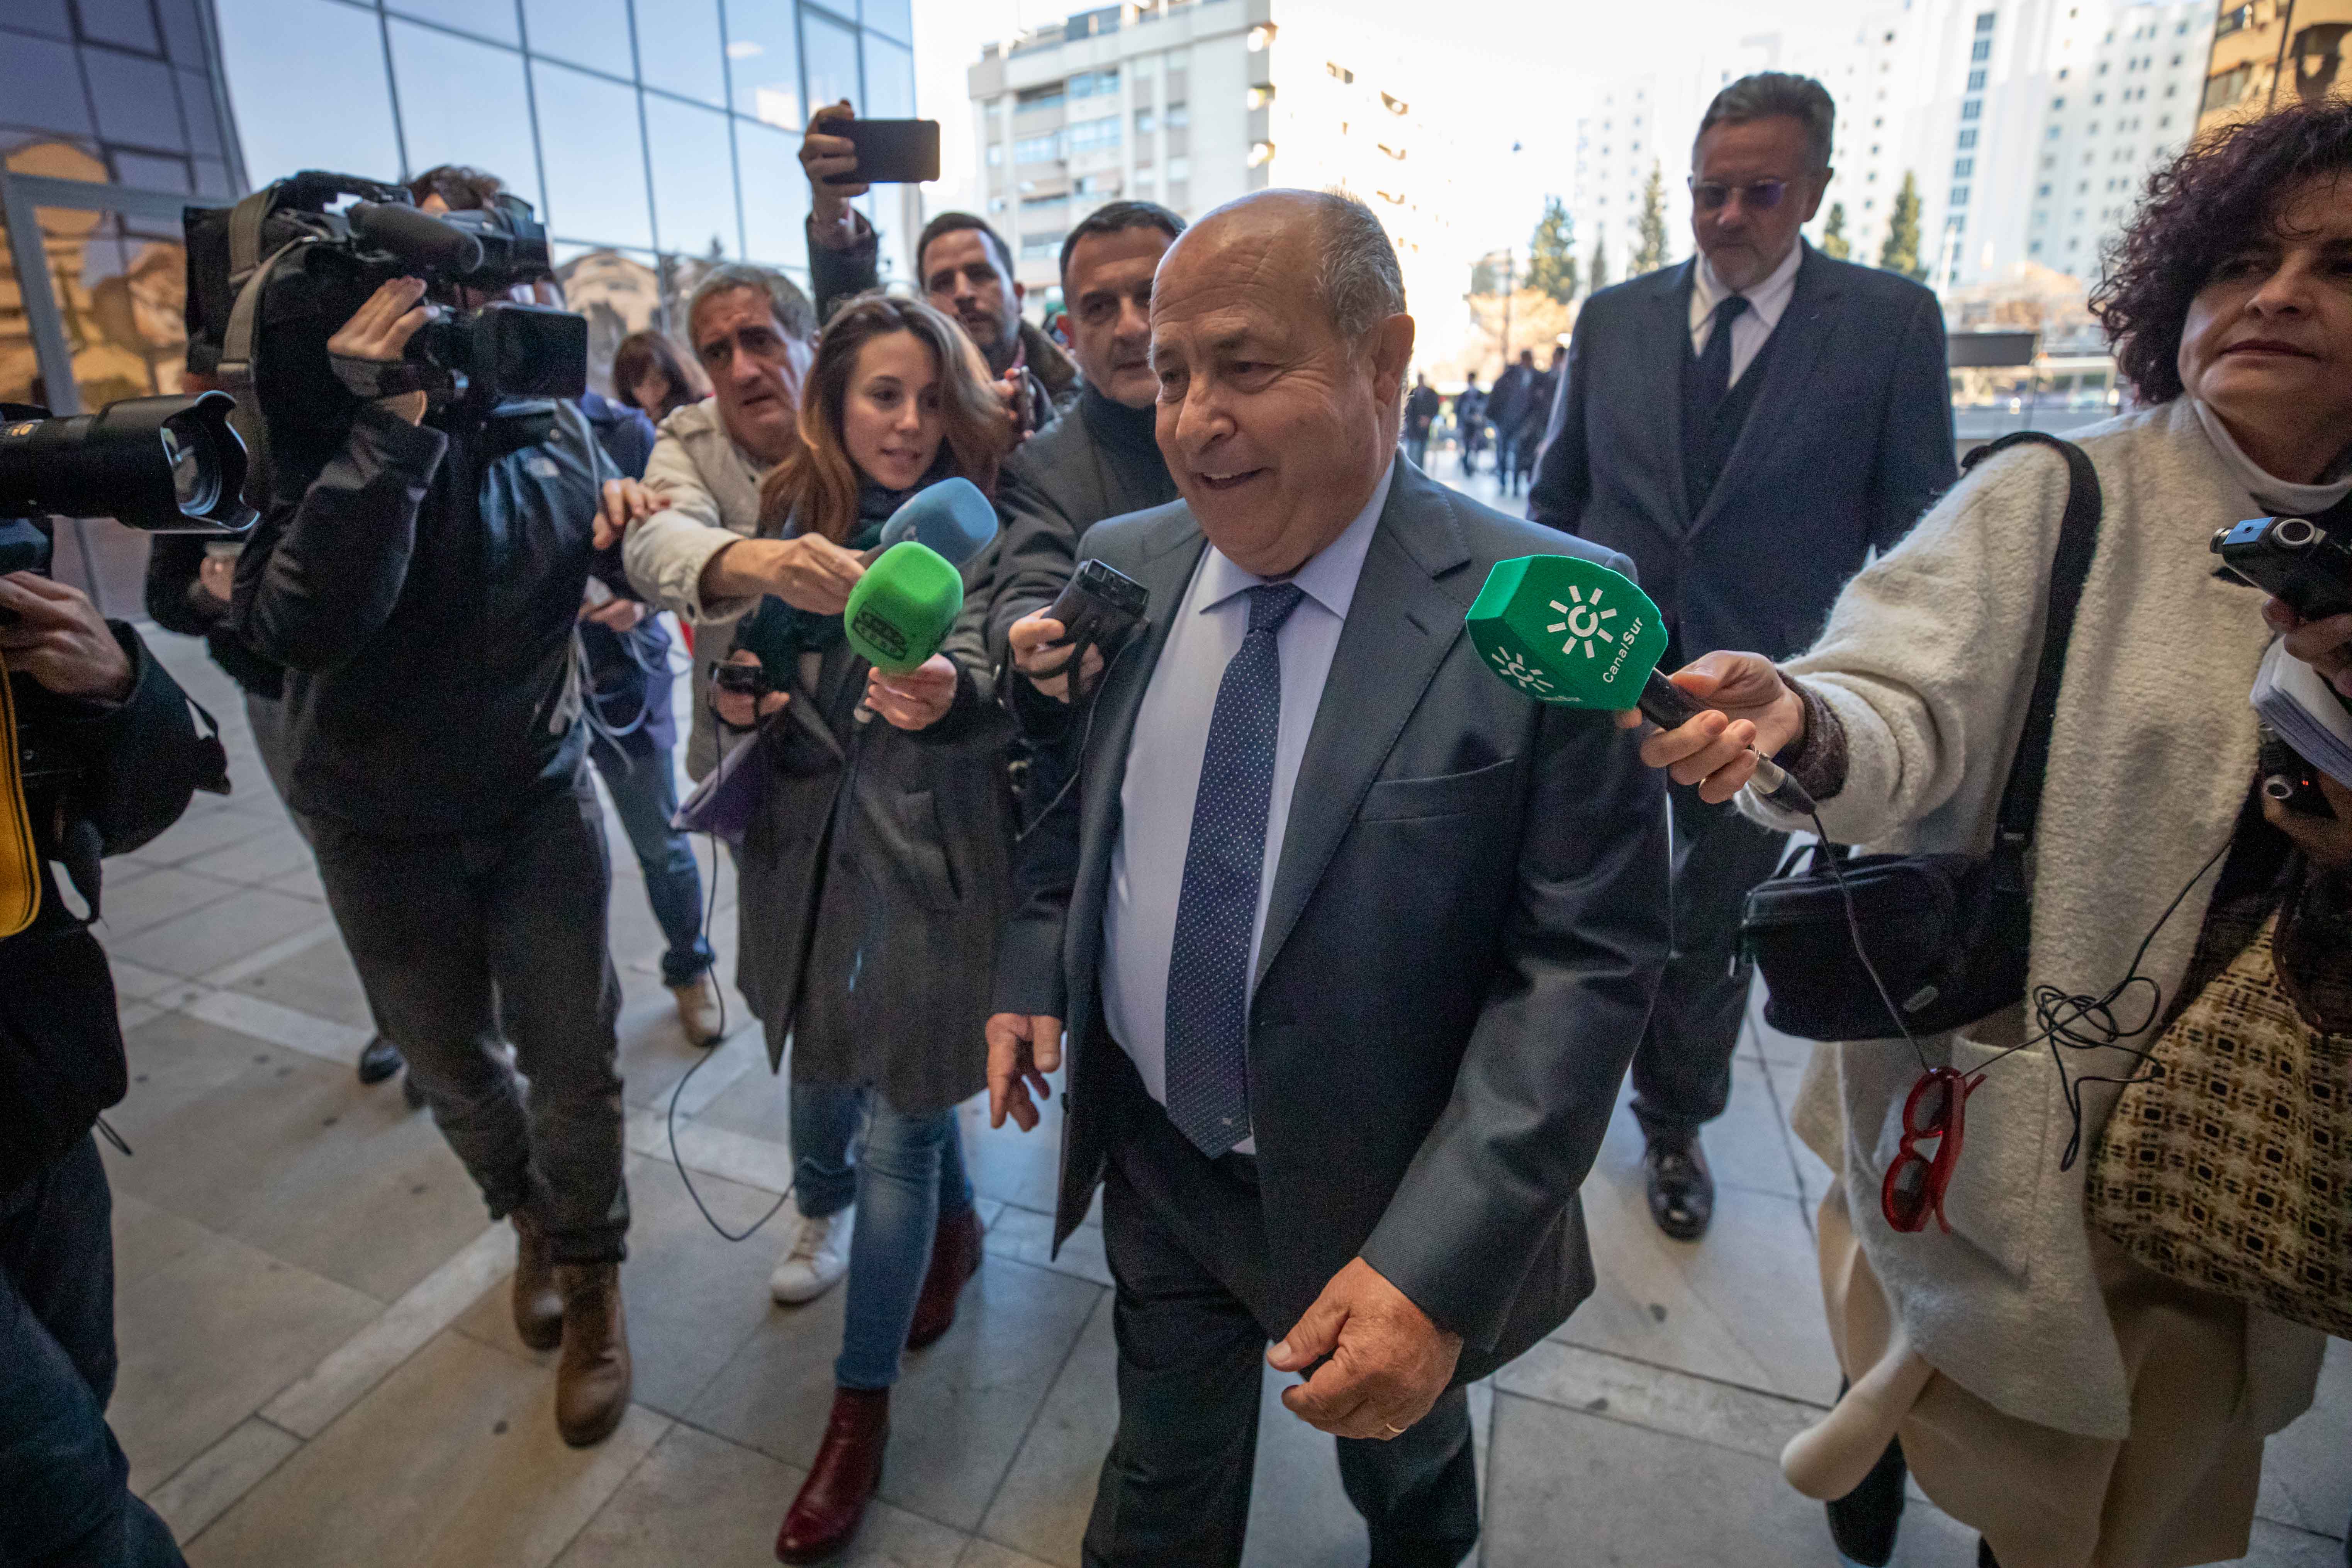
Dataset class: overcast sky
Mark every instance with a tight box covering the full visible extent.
[908,0,1880,258]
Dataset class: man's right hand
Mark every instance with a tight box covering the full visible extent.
[800,100,865,250]
[594,477,671,550]
[1614,651,1805,805]
[1008,611,1103,704]
[327,277,431,426]
[698,534,868,616]
[986,1012,1063,1131]
[711,650,787,730]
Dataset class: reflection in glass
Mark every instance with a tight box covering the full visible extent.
[83,49,187,151]
[389,20,544,208]
[644,95,739,259]
[735,119,810,269]
[635,0,726,106]
[864,0,911,45]
[533,61,654,248]
[525,0,635,79]
[215,0,402,187]
[803,9,861,119]
[864,35,914,120]
[2,35,97,136]
[387,0,519,46]
[725,0,802,129]
[555,246,663,396]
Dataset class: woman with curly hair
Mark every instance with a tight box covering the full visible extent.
[1634,102,2352,1568]
[705,293,1018,1563]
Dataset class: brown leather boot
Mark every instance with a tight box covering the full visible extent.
[904,1205,982,1351]
[775,1387,889,1563]
[553,1262,632,1448]
[510,1211,563,1352]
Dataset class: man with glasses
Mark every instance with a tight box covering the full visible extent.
[1528,73,1954,1263]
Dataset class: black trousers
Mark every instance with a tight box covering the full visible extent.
[309,777,628,1263]
[1628,779,1792,1140]
[1083,1049,1479,1568]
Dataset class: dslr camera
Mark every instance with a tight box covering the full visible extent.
[2212,498,2352,623]
[185,171,588,502]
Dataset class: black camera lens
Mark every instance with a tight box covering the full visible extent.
[0,391,256,534]
[2273,517,2318,550]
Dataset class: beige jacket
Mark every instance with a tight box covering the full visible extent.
[1745,397,2327,1440]
[621,400,772,779]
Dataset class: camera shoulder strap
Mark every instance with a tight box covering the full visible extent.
[215,236,315,509]
[1962,431,2105,859]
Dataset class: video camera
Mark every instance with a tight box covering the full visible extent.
[185,171,588,501]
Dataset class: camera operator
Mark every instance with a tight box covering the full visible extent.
[229,182,643,1449]
[2,540,219,1568]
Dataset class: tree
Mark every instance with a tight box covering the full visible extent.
[1879,172,1926,281]
[1588,236,1611,294]
[1633,161,1668,274]
[1469,253,1502,297]
[1820,201,1850,261]
[1526,196,1580,304]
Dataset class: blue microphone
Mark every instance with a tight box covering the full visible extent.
[877,476,998,567]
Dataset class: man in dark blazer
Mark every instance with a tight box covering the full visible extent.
[1530,73,1955,1244]
[989,190,1667,1567]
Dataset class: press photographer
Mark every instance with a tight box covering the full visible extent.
[2,394,246,1567]
[1627,98,2352,1568]
[213,165,646,1448]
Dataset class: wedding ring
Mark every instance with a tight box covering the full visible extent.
[1381,1421,1406,1437]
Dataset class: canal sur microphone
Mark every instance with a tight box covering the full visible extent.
[1464,553,1817,813]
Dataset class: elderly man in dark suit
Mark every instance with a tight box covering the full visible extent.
[988,189,1668,1568]
[1530,72,1956,1244]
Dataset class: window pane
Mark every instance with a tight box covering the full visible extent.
[217,0,401,186]
[525,0,634,78]
[114,151,191,191]
[643,93,736,258]
[83,49,184,150]
[176,70,222,156]
[864,34,913,120]
[389,0,519,46]
[156,0,208,66]
[864,0,910,44]
[0,35,95,136]
[736,117,809,268]
[389,20,543,207]
[806,0,855,20]
[725,0,801,129]
[803,9,860,117]
[635,0,725,105]
[533,59,652,246]
[76,0,161,54]
[3,0,72,40]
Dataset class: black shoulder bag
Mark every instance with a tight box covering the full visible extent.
[1738,431,2103,1042]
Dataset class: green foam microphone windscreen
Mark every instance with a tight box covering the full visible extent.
[1465,553,1668,708]
[845,540,965,675]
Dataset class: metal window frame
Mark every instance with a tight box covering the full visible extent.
[1,171,199,417]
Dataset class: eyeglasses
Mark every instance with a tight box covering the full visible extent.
[1881,1066,1985,1234]
[1688,178,1790,213]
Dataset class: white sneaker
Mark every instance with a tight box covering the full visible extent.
[769,1206,852,1304]
[670,973,725,1047]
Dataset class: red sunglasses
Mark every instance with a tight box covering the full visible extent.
[1881,1066,1985,1234]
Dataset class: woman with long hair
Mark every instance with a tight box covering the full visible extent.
[1635,102,2352,1568]
[711,293,1017,1564]
[612,328,705,425]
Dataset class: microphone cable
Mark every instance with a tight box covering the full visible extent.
[1015,635,1139,846]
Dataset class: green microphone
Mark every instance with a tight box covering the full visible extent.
[1466,553,1816,813]
[844,540,965,675]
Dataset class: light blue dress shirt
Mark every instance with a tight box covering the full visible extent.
[1101,460,1397,1151]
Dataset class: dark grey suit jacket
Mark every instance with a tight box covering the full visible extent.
[1529,243,1957,662]
[994,461,1670,1377]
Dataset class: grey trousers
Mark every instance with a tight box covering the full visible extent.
[309,777,629,1263]
[1628,779,1792,1141]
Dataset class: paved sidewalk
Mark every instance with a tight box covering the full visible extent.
[88,589,2345,1567]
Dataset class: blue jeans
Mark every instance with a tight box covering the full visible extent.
[830,1089,976,1391]
[789,1080,971,1224]
[590,736,714,988]
[0,1137,188,1567]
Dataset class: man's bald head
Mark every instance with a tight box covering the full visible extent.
[1149,189,1415,577]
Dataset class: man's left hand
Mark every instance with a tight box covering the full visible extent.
[1269,1257,1462,1440]
[865,653,957,730]
[0,572,132,701]
[579,595,649,632]
[2264,597,2352,699]
[594,477,671,550]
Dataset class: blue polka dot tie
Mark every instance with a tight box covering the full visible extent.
[1164,582,1305,1158]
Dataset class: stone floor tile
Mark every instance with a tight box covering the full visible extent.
[111,886,331,979]
[140,1417,301,1545]
[624,1103,794,1195]
[184,1331,667,1568]
[182,821,315,887]
[126,802,282,870]
[1595,1063,1799,1202]
[553,1422,969,1568]
[960,1542,1061,1568]
[1242,1361,1379,1568]
[197,919,342,988]
[1492,1338,1822,1465]
[226,935,375,1028]
[1557,1164,1842,1406]
[105,1196,381,1494]
[689,1252,1101,1532]
[107,956,191,1001]
[616,988,757,1112]
[684,1042,800,1142]
[983,1202,1113,1289]
[264,861,329,901]
[962,1086,1068,1216]
[2255,1339,2352,1538]
[2237,1520,2351,1566]
[112,1009,295,1138]
[977,1291,1117,1567]
[265,1222,513,1438]
[180,987,371,1067]
[1479,1392,1841,1568]
[102,1032,492,1303]
[453,1155,786,1420]
[97,865,244,938]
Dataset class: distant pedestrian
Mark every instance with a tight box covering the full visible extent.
[1404,372,1441,467]
[1487,348,1538,494]
[1456,372,1488,473]
[612,329,704,425]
